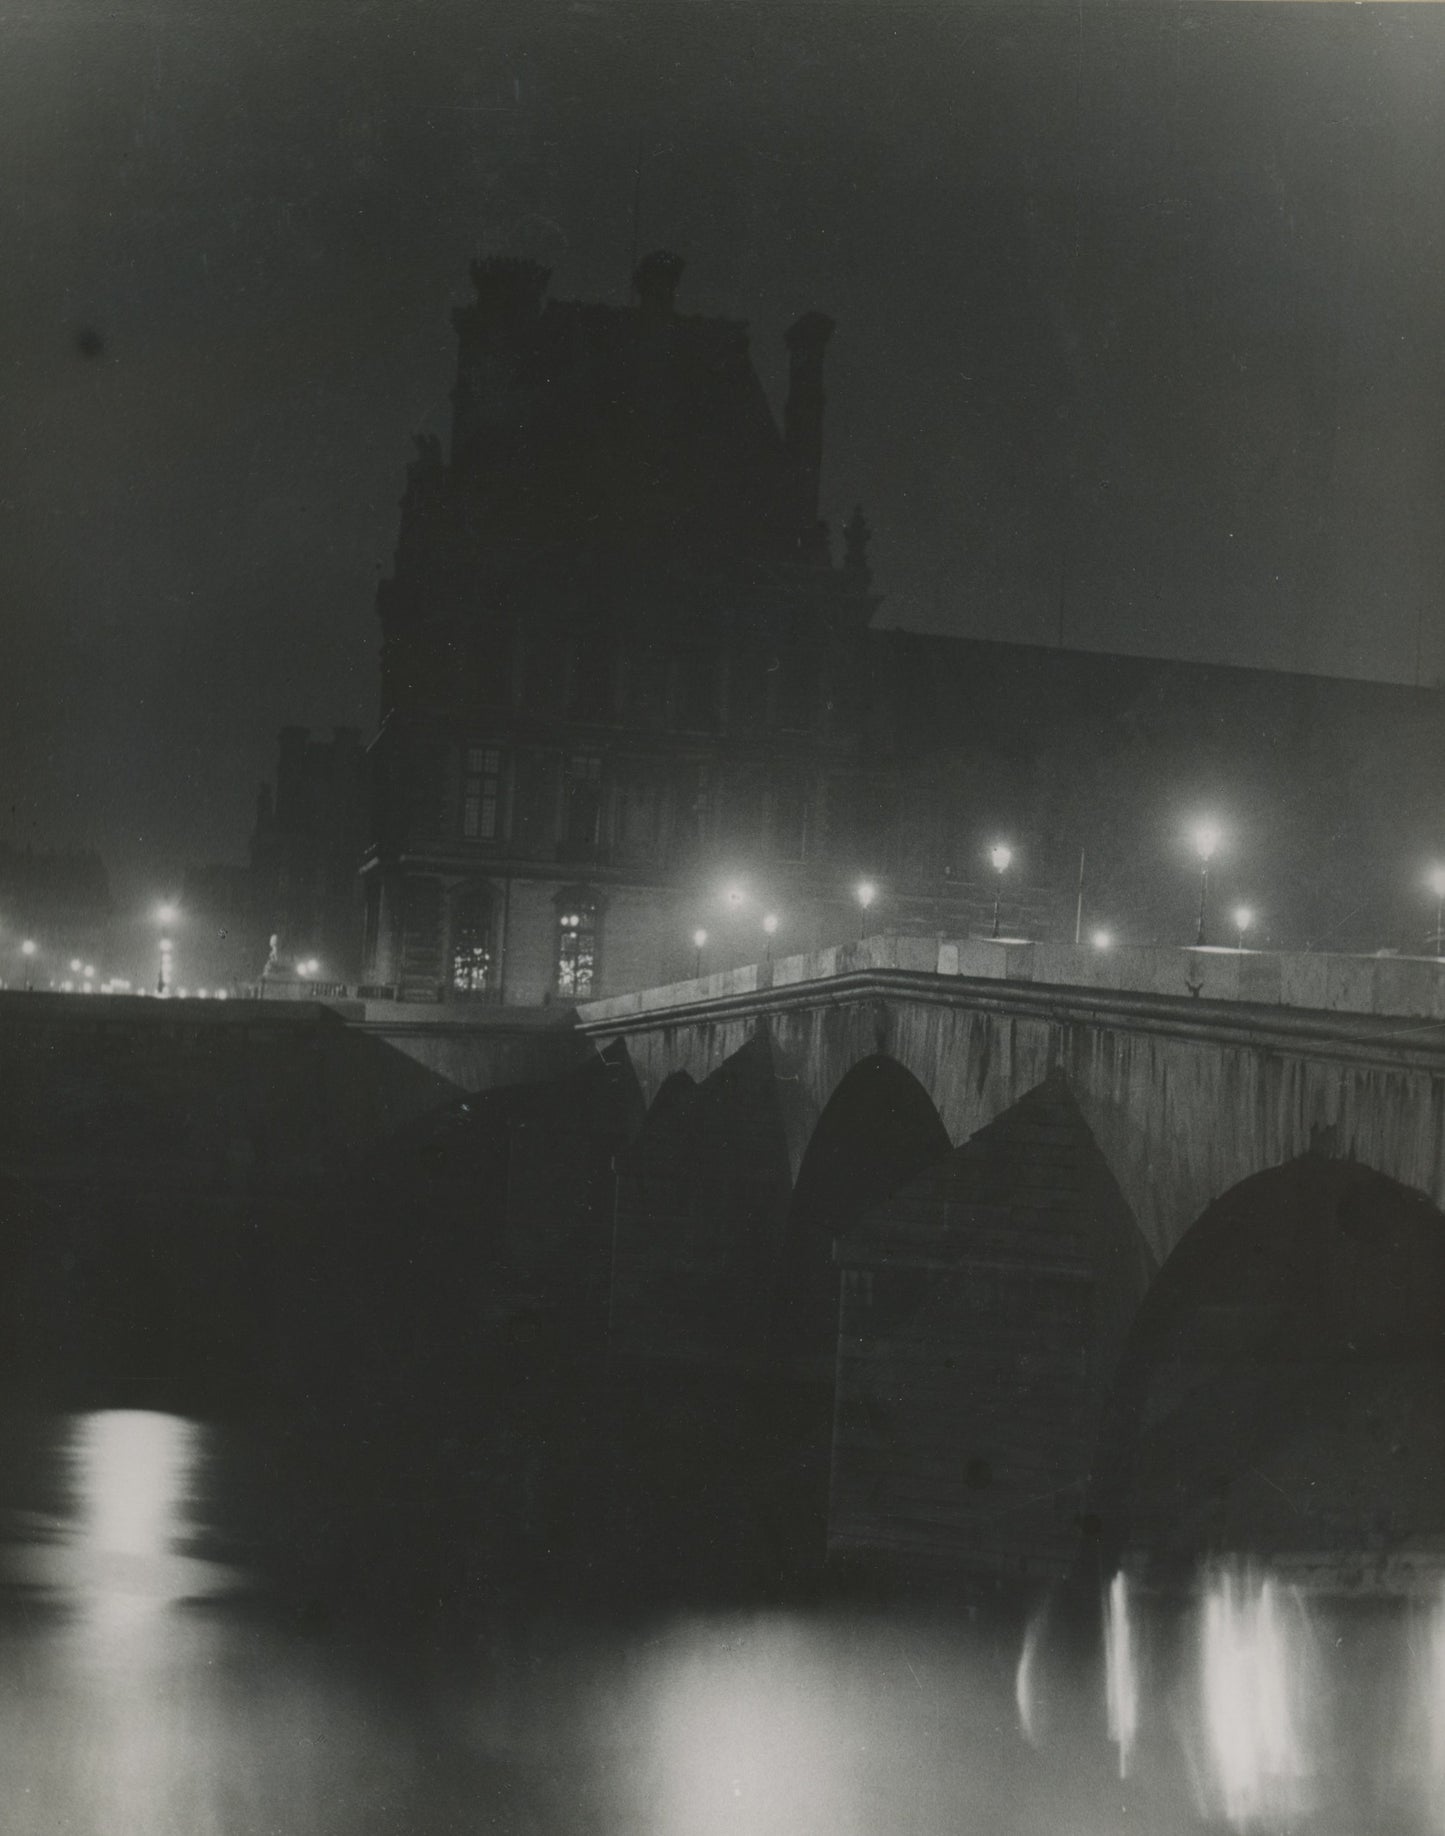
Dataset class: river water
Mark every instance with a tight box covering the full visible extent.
[1,1404,1443,1834]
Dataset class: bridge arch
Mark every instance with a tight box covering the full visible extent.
[1093,1153,1445,1585]
[777,1053,952,1362]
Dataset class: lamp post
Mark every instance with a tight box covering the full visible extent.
[762,912,779,964]
[1233,906,1253,953]
[855,880,877,941]
[1429,867,1445,958]
[155,902,178,996]
[1192,822,1221,947]
[989,843,1013,940]
[20,939,36,992]
[692,928,707,978]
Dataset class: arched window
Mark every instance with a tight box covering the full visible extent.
[555,892,599,999]
[449,883,496,995]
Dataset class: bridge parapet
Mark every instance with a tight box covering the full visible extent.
[579,934,1445,1027]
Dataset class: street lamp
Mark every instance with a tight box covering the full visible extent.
[1429,866,1445,958]
[20,939,36,992]
[723,883,747,912]
[855,880,877,941]
[692,928,707,978]
[762,912,779,963]
[989,843,1013,940]
[1233,906,1254,952]
[1191,822,1221,947]
[1092,929,1113,950]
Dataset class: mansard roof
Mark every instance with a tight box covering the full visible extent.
[437,252,831,570]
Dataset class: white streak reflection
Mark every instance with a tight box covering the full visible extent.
[1418,1582,1445,1833]
[1197,1563,1317,1830]
[1015,1599,1046,1747]
[1103,1571,1139,1779]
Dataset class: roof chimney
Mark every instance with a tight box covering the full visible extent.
[633,249,685,321]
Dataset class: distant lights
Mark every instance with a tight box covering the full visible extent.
[856,880,878,909]
[69,958,82,974]
[723,884,747,910]
[762,913,779,936]
[20,940,36,958]
[692,929,708,950]
[1092,929,1113,950]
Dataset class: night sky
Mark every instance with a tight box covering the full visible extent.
[5,0,1445,893]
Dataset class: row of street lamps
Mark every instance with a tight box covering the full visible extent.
[688,826,1293,972]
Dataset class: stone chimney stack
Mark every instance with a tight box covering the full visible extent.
[632,250,685,326]
[783,310,836,543]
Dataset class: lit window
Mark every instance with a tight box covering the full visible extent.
[450,885,494,993]
[556,897,598,998]
[462,746,504,840]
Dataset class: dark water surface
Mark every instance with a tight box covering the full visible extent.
[0,1403,1131,1836]
[0,1404,1441,1835]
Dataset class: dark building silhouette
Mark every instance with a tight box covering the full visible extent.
[360,254,1445,1002]
[362,252,892,1002]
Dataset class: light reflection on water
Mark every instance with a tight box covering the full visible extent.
[1103,1570,1139,1781]
[1194,1565,1317,1830]
[0,1410,1443,1833]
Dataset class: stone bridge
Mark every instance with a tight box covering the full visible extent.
[578,936,1445,1591]
[0,991,592,1408]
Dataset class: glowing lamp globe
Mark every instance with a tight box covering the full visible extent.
[1192,822,1222,863]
